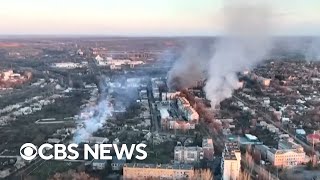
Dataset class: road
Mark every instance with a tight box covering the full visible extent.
[199,120,280,180]
[197,94,283,180]
[233,94,320,157]
[7,156,46,179]
[146,78,160,132]
[9,135,75,179]
[157,132,195,138]
[242,154,279,180]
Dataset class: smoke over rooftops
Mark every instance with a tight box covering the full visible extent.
[205,0,273,107]
[167,42,212,91]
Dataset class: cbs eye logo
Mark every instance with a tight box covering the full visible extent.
[20,143,37,161]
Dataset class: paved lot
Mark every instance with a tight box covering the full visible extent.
[283,166,320,180]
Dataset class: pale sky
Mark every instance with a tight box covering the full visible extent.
[0,0,319,36]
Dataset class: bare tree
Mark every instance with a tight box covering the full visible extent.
[192,168,214,180]
[238,170,251,180]
[49,170,98,180]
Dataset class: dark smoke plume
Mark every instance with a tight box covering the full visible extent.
[167,42,211,90]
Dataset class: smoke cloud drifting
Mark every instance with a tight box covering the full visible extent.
[305,38,320,61]
[271,37,320,61]
[167,42,211,90]
[205,0,273,107]
[167,1,319,108]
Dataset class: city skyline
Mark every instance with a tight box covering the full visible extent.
[0,0,320,36]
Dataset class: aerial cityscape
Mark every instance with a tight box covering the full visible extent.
[1,0,320,180]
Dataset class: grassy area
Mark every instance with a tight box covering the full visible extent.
[142,151,173,164]
[252,128,278,148]
[16,91,89,121]
[28,161,82,180]
[0,91,90,152]
[137,141,175,164]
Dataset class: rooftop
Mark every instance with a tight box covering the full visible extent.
[92,159,107,164]
[202,138,214,148]
[307,133,320,140]
[175,146,203,152]
[112,156,127,163]
[245,134,258,141]
[274,149,305,154]
[178,97,190,106]
[124,163,193,170]
[227,135,262,145]
[223,142,240,161]
[278,138,302,150]
[225,142,240,152]
[159,108,170,119]
[82,137,109,144]
[223,152,238,160]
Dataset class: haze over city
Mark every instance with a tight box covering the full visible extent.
[0,0,320,36]
[1,0,320,180]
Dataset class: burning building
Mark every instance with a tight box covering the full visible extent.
[177,97,199,122]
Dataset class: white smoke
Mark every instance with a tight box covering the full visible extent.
[73,99,113,143]
[73,80,113,143]
[305,38,320,61]
[205,0,273,107]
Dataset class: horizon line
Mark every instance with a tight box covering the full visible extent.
[0,34,319,39]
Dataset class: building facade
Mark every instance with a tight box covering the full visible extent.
[168,120,196,130]
[268,149,305,167]
[307,133,320,144]
[221,142,241,180]
[177,97,199,122]
[123,163,194,180]
[92,160,107,170]
[174,146,204,164]
[267,138,306,167]
[202,138,214,161]
[111,156,126,171]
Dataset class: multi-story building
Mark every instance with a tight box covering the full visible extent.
[307,131,320,144]
[202,138,214,161]
[159,95,199,130]
[267,149,305,167]
[168,120,196,130]
[92,159,107,170]
[177,97,190,107]
[221,142,241,180]
[174,146,204,164]
[111,156,126,171]
[267,137,305,167]
[123,163,194,180]
[185,106,199,122]
[177,97,199,122]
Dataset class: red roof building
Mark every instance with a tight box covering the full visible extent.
[307,134,320,144]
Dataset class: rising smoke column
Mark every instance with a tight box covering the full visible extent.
[205,0,273,107]
[73,79,113,143]
[305,38,320,61]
